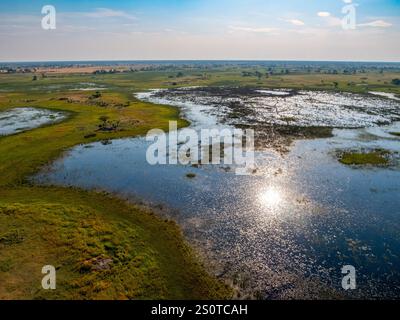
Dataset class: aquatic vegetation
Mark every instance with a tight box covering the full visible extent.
[389,132,400,136]
[186,173,196,179]
[338,149,391,166]
[142,87,400,129]
[138,87,400,152]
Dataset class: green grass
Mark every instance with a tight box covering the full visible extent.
[0,187,231,300]
[389,132,400,137]
[1,68,400,95]
[338,149,390,166]
[0,79,232,300]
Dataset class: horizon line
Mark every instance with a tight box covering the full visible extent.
[1,58,400,64]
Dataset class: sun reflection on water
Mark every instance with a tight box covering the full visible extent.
[258,186,284,209]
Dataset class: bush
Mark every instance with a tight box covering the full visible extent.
[391,79,400,86]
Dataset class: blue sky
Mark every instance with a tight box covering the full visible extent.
[0,0,399,61]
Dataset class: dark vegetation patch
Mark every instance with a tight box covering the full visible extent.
[0,229,25,245]
[154,86,297,99]
[84,133,97,139]
[238,124,333,152]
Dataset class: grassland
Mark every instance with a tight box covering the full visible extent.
[1,65,400,95]
[1,64,400,299]
[0,74,231,300]
[0,187,230,299]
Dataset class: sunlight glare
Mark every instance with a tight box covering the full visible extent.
[258,186,283,208]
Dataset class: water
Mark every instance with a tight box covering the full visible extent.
[70,83,108,91]
[369,91,400,101]
[140,87,400,128]
[35,89,400,299]
[0,107,66,136]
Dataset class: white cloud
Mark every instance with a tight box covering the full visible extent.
[85,8,136,20]
[318,12,331,17]
[285,19,305,26]
[358,20,392,28]
[229,26,277,33]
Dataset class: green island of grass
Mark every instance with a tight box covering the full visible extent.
[338,149,390,166]
[389,132,400,137]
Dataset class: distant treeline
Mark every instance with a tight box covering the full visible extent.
[2,61,400,76]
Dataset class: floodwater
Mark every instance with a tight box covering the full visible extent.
[138,87,400,128]
[0,107,66,136]
[70,83,108,91]
[35,88,400,299]
[369,91,400,101]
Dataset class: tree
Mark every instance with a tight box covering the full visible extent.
[91,91,102,99]
[392,79,400,86]
[99,115,109,123]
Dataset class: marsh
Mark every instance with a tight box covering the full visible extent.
[35,87,400,299]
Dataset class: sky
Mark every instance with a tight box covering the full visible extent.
[0,0,399,62]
